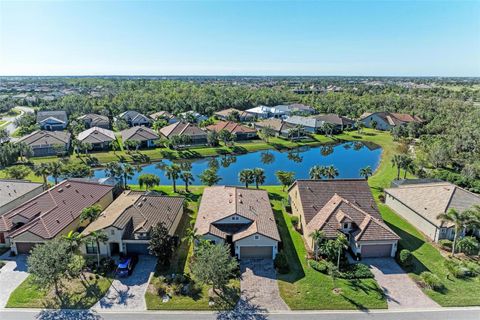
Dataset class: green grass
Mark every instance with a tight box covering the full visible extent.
[140,186,240,310]
[266,186,387,310]
[6,273,112,309]
[0,120,8,128]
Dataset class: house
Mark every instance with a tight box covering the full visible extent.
[0,180,114,254]
[246,104,315,120]
[149,111,179,124]
[36,110,68,131]
[17,130,71,157]
[214,108,255,122]
[178,111,208,123]
[81,190,184,256]
[121,126,159,148]
[116,111,151,127]
[359,112,424,130]
[206,121,257,140]
[0,180,44,230]
[287,103,316,116]
[194,186,281,260]
[254,118,299,138]
[289,179,399,258]
[285,114,355,133]
[385,180,480,242]
[77,113,110,129]
[159,122,208,145]
[77,127,116,151]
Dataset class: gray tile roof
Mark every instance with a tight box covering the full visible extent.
[37,111,68,124]
[121,126,159,142]
[0,180,43,209]
[17,130,71,147]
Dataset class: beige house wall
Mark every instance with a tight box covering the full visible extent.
[234,233,278,259]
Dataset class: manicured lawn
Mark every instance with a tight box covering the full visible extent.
[266,186,387,310]
[6,273,112,309]
[139,186,240,310]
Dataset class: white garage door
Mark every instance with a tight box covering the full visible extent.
[361,244,392,258]
[240,246,273,259]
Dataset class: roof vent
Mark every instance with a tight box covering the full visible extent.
[138,203,143,207]
[58,188,63,193]
[56,219,60,223]
[65,183,71,188]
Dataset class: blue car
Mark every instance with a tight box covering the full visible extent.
[116,255,138,277]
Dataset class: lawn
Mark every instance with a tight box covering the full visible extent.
[267,186,387,310]
[140,186,240,310]
[6,273,112,309]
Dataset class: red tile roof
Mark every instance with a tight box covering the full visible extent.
[206,121,257,135]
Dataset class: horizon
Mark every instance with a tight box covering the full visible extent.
[1,1,479,77]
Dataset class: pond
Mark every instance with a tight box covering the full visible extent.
[92,141,382,186]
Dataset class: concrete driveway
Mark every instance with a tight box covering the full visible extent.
[239,259,289,312]
[0,254,29,308]
[92,255,156,311]
[363,258,439,309]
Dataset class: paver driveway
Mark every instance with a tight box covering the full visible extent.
[92,255,156,311]
[363,258,439,309]
[0,254,29,308]
[239,259,289,312]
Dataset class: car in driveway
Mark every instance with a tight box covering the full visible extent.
[116,254,138,277]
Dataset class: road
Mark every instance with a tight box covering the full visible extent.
[0,308,479,320]
[1,106,34,135]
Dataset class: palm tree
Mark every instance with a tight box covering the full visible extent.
[72,139,82,156]
[437,208,471,256]
[63,230,84,253]
[111,139,120,154]
[252,168,266,189]
[104,161,122,181]
[334,233,349,269]
[88,231,108,267]
[16,142,33,163]
[122,163,135,189]
[80,204,102,224]
[309,165,325,180]
[138,173,160,190]
[239,169,255,188]
[309,230,326,260]
[48,161,63,184]
[180,171,195,192]
[182,226,200,244]
[198,169,221,186]
[359,166,373,180]
[324,165,339,179]
[33,163,51,187]
[165,164,181,192]
[402,157,415,179]
[391,154,402,180]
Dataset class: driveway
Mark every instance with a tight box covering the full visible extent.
[238,259,289,312]
[363,258,439,309]
[92,255,156,311]
[1,106,34,136]
[0,254,29,308]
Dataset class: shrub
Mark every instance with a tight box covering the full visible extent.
[274,252,290,274]
[439,239,453,251]
[456,236,479,256]
[444,259,468,278]
[420,272,444,291]
[378,194,385,203]
[290,216,299,227]
[309,259,331,274]
[398,249,413,268]
[339,263,374,279]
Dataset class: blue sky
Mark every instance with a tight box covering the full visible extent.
[0,1,479,76]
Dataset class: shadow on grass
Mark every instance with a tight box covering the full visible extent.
[42,278,106,309]
[345,279,385,302]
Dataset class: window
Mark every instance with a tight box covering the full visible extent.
[254,235,260,240]
[110,229,115,236]
[86,242,97,254]
[343,223,350,230]
[232,216,239,221]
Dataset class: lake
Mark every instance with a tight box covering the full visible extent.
[92,141,382,186]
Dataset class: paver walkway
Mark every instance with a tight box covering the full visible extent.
[363,258,439,309]
[92,255,156,311]
[0,254,29,308]
[239,259,289,312]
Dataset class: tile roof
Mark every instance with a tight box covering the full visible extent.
[118,111,151,123]
[290,179,382,225]
[17,130,71,147]
[149,111,176,120]
[77,113,109,127]
[206,121,257,135]
[77,127,116,144]
[214,108,254,119]
[159,122,207,138]
[121,126,159,142]
[37,111,68,124]
[83,190,184,239]
[385,182,480,228]
[0,180,43,209]
[254,118,295,133]
[360,112,423,125]
[195,186,280,242]
[1,180,114,240]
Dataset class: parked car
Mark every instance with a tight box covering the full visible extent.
[116,254,139,277]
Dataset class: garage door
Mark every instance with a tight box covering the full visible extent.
[16,242,39,254]
[240,246,273,259]
[361,244,392,258]
[126,243,149,255]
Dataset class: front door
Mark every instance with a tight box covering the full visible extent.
[110,242,120,255]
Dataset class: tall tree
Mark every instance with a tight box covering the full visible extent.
[48,161,64,184]
[324,165,339,179]
[309,230,326,261]
[359,166,373,180]
[33,163,51,187]
[138,173,160,190]
[275,170,295,191]
[148,222,176,267]
[80,204,102,224]
[122,163,136,189]
[180,171,194,192]
[252,168,266,189]
[437,208,471,256]
[165,164,181,192]
[87,231,108,267]
[239,169,255,188]
[309,165,325,180]
[198,168,222,186]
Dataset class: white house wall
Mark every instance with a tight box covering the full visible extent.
[234,233,278,259]
[215,214,251,225]
[360,114,392,130]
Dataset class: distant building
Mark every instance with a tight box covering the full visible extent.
[149,111,179,124]
[121,126,159,148]
[285,114,354,133]
[36,111,68,131]
[214,108,255,122]
[178,111,209,123]
[206,121,257,140]
[359,112,424,131]
[254,118,299,138]
[116,111,151,127]
[159,122,208,145]
[77,113,110,129]
[77,127,116,151]
[17,130,71,157]
[245,104,315,119]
